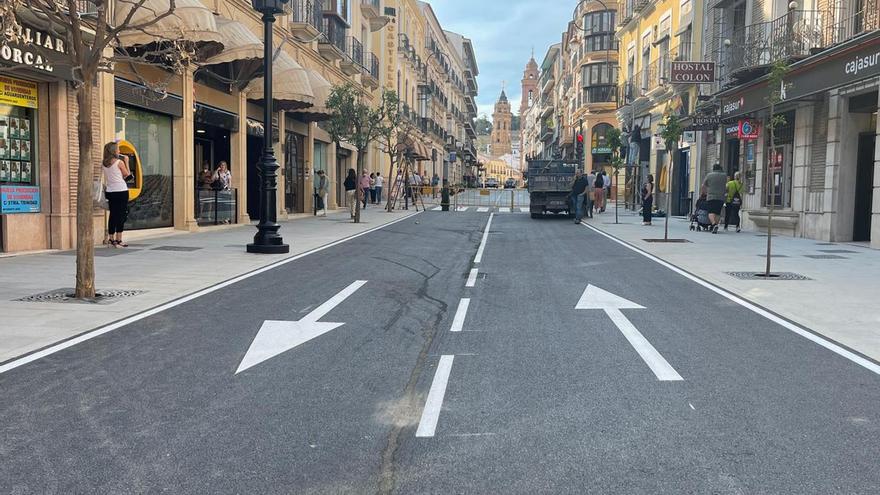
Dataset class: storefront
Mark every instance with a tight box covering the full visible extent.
[194,102,238,225]
[0,76,40,251]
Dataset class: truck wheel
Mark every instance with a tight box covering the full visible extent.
[530,212,541,219]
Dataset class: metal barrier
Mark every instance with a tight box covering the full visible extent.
[448,188,530,210]
[197,189,237,226]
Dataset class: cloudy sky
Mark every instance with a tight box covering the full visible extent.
[426,0,574,121]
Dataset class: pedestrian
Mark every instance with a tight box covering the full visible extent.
[314,169,329,216]
[375,172,384,204]
[344,168,357,218]
[369,172,377,204]
[213,161,231,190]
[585,169,596,218]
[199,161,213,190]
[102,141,132,247]
[569,170,588,224]
[724,171,744,232]
[410,170,422,205]
[359,170,371,209]
[593,170,605,213]
[603,170,612,212]
[642,174,654,226]
[432,173,440,198]
[702,163,728,234]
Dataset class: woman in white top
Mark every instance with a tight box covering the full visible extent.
[102,141,131,247]
[213,161,232,190]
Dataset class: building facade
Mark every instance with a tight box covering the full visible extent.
[490,89,513,156]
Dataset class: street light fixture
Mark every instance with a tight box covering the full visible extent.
[247,0,290,254]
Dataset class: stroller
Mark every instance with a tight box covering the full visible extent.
[690,194,712,231]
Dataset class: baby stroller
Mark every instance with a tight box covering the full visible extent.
[690,194,711,231]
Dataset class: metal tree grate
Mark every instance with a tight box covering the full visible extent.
[818,249,858,254]
[804,254,848,259]
[727,272,812,281]
[643,239,691,243]
[151,246,203,252]
[757,254,789,258]
[16,288,146,305]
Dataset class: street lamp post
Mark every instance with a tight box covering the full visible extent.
[247,0,290,254]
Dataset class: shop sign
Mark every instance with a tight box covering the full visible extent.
[0,76,38,108]
[738,119,760,140]
[652,135,666,151]
[725,124,740,137]
[670,61,715,84]
[591,146,612,154]
[684,115,720,131]
[1,22,72,80]
[1,184,40,213]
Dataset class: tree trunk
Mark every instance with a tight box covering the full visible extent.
[665,147,674,240]
[385,155,397,212]
[75,81,96,298]
[765,114,775,277]
[354,150,363,223]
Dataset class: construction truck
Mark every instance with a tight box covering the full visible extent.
[527,159,577,219]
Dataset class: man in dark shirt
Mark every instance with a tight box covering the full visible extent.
[702,163,728,234]
[570,171,589,224]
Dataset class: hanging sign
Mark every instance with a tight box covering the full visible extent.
[0,76,38,109]
[1,184,40,213]
[669,61,715,84]
[738,119,760,140]
[684,115,719,131]
[1,22,72,80]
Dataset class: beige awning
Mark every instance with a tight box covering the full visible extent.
[115,0,223,57]
[204,18,263,65]
[244,50,315,111]
[291,69,333,121]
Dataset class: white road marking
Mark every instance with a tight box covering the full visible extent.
[477,207,489,212]
[0,213,421,375]
[465,268,479,288]
[519,207,529,213]
[236,281,367,374]
[450,298,471,332]
[582,223,880,377]
[474,213,494,264]
[577,285,682,381]
[416,355,455,438]
[456,206,468,212]
[497,207,511,213]
[432,206,442,211]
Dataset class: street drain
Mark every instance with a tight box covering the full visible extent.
[727,272,811,281]
[16,288,146,304]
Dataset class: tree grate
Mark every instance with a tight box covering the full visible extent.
[16,288,146,305]
[151,246,203,252]
[643,238,691,243]
[727,272,812,281]
[818,249,858,254]
[804,254,848,259]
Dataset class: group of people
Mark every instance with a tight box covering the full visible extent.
[569,169,613,224]
[341,169,386,218]
[199,161,232,191]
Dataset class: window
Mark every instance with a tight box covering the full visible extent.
[313,141,327,173]
[0,104,37,187]
[591,123,613,155]
[582,62,618,103]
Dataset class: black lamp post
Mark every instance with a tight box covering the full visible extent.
[247,0,290,254]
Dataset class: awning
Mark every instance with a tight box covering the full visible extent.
[290,69,333,121]
[244,50,315,111]
[204,18,263,65]
[115,0,223,58]
[414,142,431,161]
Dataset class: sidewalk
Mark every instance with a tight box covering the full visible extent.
[582,206,880,362]
[0,207,417,364]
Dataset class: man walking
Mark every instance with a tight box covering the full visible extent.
[585,169,596,218]
[359,170,371,209]
[570,171,589,224]
[375,172,384,205]
[702,164,728,234]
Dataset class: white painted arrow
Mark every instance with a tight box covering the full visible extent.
[236,280,367,374]
[577,285,683,381]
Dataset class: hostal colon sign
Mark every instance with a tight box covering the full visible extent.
[1,23,69,77]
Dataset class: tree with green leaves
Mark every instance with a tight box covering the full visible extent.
[607,127,625,224]
[325,82,395,223]
[659,113,683,241]
[763,60,790,277]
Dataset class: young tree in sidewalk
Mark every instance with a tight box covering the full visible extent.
[0,0,193,298]
[325,82,394,223]
[763,60,790,277]
[606,127,624,225]
[659,113,683,241]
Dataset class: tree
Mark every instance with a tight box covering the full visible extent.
[606,127,624,225]
[659,113,683,241]
[325,82,393,223]
[763,60,790,277]
[372,90,420,212]
[1,0,191,298]
[473,114,492,136]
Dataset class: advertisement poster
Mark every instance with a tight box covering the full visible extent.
[20,162,31,182]
[0,160,9,181]
[20,118,30,140]
[10,161,20,181]
[20,141,30,161]
[9,117,19,138]
[0,184,40,213]
[0,138,7,158]
[0,77,39,109]
[0,117,6,138]
[10,139,20,159]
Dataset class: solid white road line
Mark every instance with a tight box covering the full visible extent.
[477,207,489,212]
[0,212,422,375]
[474,213,494,264]
[605,308,683,381]
[497,207,511,213]
[582,223,880,376]
[416,355,455,438]
[519,207,529,213]
[465,268,479,288]
[450,298,470,332]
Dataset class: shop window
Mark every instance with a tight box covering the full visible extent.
[114,105,174,230]
[0,104,37,186]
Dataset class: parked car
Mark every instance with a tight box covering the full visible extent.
[486,178,499,188]
[504,178,517,189]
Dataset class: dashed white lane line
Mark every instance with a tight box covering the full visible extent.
[474,213,494,264]
[465,268,479,288]
[477,207,489,212]
[450,298,471,332]
[497,207,511,213]
[416,355,455,438]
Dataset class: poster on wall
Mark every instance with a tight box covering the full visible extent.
[0,117,6,138]
[0,138,7,158]
[10,161,20,181]
[20,162,31,182]
[10,139,20,159]
[20,141,30,161]
[20,118,30,140]
[0,185,41,213]
[0,160,9,181]
[8,117,19,138]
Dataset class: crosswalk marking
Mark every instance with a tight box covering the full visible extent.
[519,207,529,213]
[477,207,489,212]
[432,206,442,211]
[456,206,468,212]
[497,207,510,213]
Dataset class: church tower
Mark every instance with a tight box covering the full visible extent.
[520,54,539,116]
[491,87,513,156]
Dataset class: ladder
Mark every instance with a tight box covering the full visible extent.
[386,155,426,212]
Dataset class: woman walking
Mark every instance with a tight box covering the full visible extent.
[344,168,357,218]
[641,174,654,226]
[369,173,377,204]
[724,171,744,232]
[102,142,132,247]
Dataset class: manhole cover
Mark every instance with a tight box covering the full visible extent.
[643,239,691,243]
[151,246,203,252]
[16,288,146,304]
[804,254,848,259]
[818,249,858,254]
[727,272,812,281]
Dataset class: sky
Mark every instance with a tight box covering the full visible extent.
[426,0,574,122]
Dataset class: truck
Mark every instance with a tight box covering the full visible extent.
[527,159,577,219]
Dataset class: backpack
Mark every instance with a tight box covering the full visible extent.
[594,174,604,188]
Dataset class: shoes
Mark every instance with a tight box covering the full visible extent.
[724,226,728,231]
[712,225,719,234]
[736,227,741,233]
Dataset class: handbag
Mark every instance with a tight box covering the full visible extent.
[92,179,108,210]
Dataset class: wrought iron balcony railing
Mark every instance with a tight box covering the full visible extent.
[291,0,323,30]
[347,37,364,66]
[320,16,347,53]
[362,52,379,80]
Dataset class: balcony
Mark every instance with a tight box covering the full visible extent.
[291,0,323,39]
[318,16,346,61]
[75,0,98,15]
[464,96,477,116]
[540,73,556,95]
[581,33,619,55]
[361,0,389,31]
[340,37,363,75]
[583,84,618,105]
[540,121,555,142]
[398,33,410,53]
[362,52,380,89]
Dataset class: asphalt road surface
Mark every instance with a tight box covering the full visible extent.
[2,210,878,494]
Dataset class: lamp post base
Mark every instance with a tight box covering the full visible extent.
[246,242,290,254]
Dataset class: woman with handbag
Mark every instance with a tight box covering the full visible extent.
[724,171,744,233]
[102,142,132,247]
